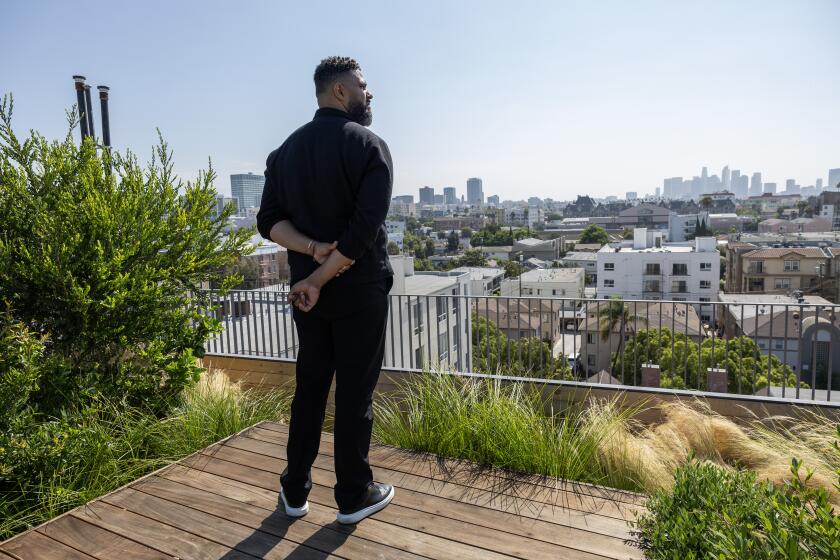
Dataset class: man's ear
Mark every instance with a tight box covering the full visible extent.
[332,81,345,102]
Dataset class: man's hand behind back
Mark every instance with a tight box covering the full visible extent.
[289,279,320,312]
[313,240,355,276]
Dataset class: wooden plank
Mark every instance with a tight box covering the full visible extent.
[0,531,97,560]
[233,432,628,534]
[102,488,328,559]
[137,474,428,560]
[37,514,173,560]
[211,437,639,559]
[179,454,523,560]
[246,424,645,519]
[70,501,256,560]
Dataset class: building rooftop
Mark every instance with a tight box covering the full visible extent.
[401,272,465,295]
[450,266,506,280]
[514,237,552,247]
[740,247,829,259]
[520,268,584,282]
[562,252,598,262]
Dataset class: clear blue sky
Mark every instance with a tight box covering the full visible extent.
[4,0,839,200]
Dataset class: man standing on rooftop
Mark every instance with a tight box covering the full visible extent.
[256,56,395,525]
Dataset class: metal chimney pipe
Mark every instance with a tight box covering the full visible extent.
[72,75,89,140]
[83,84,96,141]
[97,86,111,148]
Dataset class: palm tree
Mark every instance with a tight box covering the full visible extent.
[700,196,713,210]
[598,296,648,360]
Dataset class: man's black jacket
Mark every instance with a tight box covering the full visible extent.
[257,107,394,286]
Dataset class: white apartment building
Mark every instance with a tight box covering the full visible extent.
[387,256,471,373]
[597,228,720,322]
[500,268,585,307]
[450,266,506,296]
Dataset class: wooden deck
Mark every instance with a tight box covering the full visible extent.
[1,421,645,559]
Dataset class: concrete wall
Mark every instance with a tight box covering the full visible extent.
[201,354,840,425]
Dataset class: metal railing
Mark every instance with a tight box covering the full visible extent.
[200,289,840,403]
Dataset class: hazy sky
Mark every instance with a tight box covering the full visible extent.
[4,0,839,201]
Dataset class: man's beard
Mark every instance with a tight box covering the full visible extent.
[347,100,372,126]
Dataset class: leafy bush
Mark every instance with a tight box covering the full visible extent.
[0,311,45,431]
[0,95,252,414]
[634,430,840,559]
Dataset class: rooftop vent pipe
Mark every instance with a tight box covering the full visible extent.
[72,75,89,141]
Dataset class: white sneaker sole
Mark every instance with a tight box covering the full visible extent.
[280,488,309,518]
[336,486,395,525]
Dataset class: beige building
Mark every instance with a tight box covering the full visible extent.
[729,246,833,295]
[758,217,832,234]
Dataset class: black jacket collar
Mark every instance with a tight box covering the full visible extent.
[314,107,351,120]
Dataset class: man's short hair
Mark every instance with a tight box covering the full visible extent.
[314,56,361,95]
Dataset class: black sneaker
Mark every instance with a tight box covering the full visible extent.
[280,488,309,518]
[336,482,395,525]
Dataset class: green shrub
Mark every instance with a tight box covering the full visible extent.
[0,95,252,414]
[0,311,45,431]
[634,430,840,559]
[0,372,291,539]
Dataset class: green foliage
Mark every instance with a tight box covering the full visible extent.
[386,241,400,255]
[471,313,571,380]
[0,95,251,414]
[375,371,642,488]
[452,248,487,268]
[578,224,609,245]
[471,226,529,246]
[446,231,459,252]
[0,372,292,539]
[611,328,806,393]
[634,432,840,559]
[500,259,523,278]
[0,311,45,432]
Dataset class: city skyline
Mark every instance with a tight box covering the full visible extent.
[4,1,839,200]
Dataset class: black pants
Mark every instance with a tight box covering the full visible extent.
[280,276,392,510]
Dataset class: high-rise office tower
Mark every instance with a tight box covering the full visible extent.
[393,194,414,204]
[817,178,824,190]
[418,186,435,204]
[230,172,265,213]
[731,170,741,195]
[443,187,457,204]
[626,191,638,200]
[466,177,484,205]
[764,182,777,194]
[721,166,730,189]
[750,172,763,196]
[829,169,840,190]
[785,179,796,193]
[487,195,500,205]
[433,194,444,204]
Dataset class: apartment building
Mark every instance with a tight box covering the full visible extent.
[512,237,562,261]
[726,246,834,296]
[450,266,506,296]
[499,268,585,304]
[596,228,719,321]
[559,252,598,285]
[387,256,471,372]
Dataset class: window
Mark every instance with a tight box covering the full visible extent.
[700,280,712,289]
[436,297,447,321]
[603,279,614,288]
[701,314,710,322]
[775,277,791,290]
[699,297,711,302]
[587,355,596,366]
[645,264,660,275]
[773,340,784,350]
[784,260,800,271]
[672,263,688,276]
[749,261,764,274]
[586,333,595,344]
[604,263,615,271]
[438,331,449,360]
[700,262,712,271]
[671,280,688,293]
[644,280,661,292]
[412,301,424,335]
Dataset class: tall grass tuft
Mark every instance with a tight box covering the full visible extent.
[374,370,647,492]
[0,369,291,539]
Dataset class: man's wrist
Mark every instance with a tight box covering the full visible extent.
[306,240,316,256]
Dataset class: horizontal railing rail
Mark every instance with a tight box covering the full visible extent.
[199,289,840,403]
